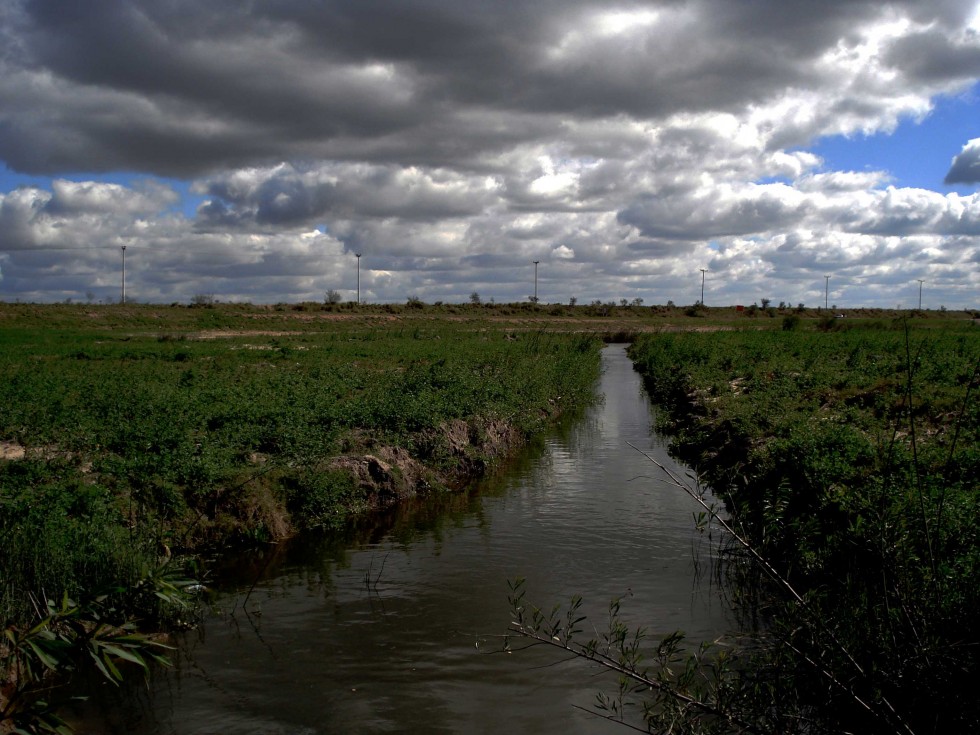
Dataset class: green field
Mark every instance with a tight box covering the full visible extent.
[2,302,977,733]
[629,319,979,733]
[0,304,607,631]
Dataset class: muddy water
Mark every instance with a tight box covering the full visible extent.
[80,344,731,734]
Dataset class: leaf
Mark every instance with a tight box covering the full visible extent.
[26,640,62,672]
[100,644,148,670]
[88,649,118,684]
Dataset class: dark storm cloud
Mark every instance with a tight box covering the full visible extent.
[2,0,974,177]
[617,185,808,241]
[945,139,980,184]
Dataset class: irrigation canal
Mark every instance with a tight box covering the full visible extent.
[78,344,733,734]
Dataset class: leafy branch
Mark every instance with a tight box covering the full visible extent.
[2,563,195,735]
[506,578,766,734]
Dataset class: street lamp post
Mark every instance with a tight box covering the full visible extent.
[917,279,924,310]
[825,275,830,310]
[699,269,706,306]
[533,260,540,303]
[121,246,127,304]
[355,253,362,304]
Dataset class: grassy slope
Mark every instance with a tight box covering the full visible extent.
[629,319,980,733]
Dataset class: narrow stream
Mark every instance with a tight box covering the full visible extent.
[80,344,732,734]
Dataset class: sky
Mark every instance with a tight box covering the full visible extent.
[1,1,980,309]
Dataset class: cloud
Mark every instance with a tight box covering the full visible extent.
[945,138,980,184]
[4,0,977,176]
[195,162,500,227]
[1,1,980,307]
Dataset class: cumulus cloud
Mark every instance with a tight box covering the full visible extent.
[1,0,979,307]
[945,138,980,184]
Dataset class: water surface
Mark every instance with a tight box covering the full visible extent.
[82,344,731,734]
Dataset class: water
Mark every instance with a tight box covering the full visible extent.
[78,344,731,734]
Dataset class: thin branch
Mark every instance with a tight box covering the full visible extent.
[625,442,917,735]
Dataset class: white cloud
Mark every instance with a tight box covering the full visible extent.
[1,1,979,307]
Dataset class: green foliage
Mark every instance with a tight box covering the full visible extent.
[507,578,779,734]
[2,568,193,734]
[625,322,980,733]
[781,314,800,331]
[285,468,365,531]
[0,311,602,632]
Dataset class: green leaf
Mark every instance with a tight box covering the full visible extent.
[100,644,148,670]
[26,639,62,672]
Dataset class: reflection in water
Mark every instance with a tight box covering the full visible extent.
[77,345,731,735]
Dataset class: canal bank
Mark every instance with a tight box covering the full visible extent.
[75,345,732,734]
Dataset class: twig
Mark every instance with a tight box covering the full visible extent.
[625,442,917,735]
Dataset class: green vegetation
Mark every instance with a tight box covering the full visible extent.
[1,303,603,731]
[3,302,974,732]
[1,571,191,734]
[0,304,601,629]
[623,320,979,733]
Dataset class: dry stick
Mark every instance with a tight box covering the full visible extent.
[626,442,917,735]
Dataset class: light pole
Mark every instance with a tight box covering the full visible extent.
[120,246,127,304]
[355,253,362,304]
[533,260,540,303]
[917,279,924,310]
[825,275,830,310]
[699,268,706,306]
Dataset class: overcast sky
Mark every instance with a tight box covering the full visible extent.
[1,0,979,308]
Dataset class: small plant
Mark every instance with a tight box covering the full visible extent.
[2,568,193,734]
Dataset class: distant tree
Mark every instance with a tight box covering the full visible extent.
[631,297,644,307]
[469,292,482,305]
[191,293,215,307]
[569,296,577,307]
[406,296,424,309]
[761,298,771,309]
[620,298,629,307]
[666,300,676,308]
[325,289,342,304]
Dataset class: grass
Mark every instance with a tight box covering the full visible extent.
[0,303,605,630]
[628,318,980,733]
